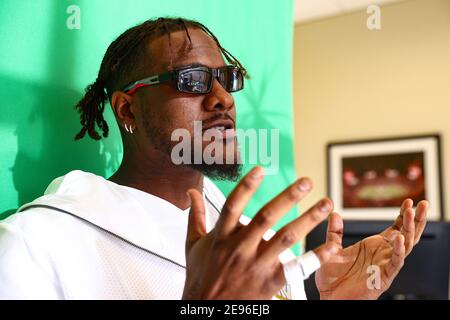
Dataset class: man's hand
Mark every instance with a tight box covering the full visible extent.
[182,167,338,300]
[315,199,428,300]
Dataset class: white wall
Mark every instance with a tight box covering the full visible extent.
[293,0,450,220]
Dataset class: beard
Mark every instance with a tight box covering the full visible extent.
[142,115,242,181]
[190,160,242,182]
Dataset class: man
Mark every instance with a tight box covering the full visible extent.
[0,17,428,299]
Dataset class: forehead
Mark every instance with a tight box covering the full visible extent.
[147,28,226,72]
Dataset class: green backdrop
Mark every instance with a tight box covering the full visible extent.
[0,0,298,251]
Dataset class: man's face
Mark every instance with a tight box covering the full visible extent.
[133,27,241,180]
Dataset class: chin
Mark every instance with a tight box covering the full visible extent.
[196,163,243,182]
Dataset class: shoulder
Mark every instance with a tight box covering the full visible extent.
[41,169,107,197]
[1,196,106,244]
[0,206,82,246]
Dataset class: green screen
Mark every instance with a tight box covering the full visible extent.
[0,0,298,252]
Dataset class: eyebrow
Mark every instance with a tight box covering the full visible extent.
[170,62,206,69]
[169,63,227,71]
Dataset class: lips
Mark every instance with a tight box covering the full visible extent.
[202,119,236,140]
[202,119,234,131]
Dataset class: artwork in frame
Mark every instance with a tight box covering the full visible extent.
[327,135,444,221]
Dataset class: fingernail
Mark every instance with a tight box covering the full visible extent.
[319,200,331,213]
[298,179,311,192]
[250,167,265,179]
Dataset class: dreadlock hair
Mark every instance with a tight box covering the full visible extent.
[74,17,248,141]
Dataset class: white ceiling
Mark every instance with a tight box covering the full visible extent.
[294,0,406,24]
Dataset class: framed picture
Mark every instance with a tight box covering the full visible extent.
[327,134,444,221]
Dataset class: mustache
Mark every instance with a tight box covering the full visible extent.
[202,112,236,128]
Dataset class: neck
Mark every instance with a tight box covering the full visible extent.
[108,146,203,210]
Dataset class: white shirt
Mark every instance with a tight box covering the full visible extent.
[0,170,305,299]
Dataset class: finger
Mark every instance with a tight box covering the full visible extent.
[385,234,406,281]
[392,198,413,231]
[401,208,415,255]
[186,189,207,252]
[244,177,314,243]
[260,198,332,260]
[215,166,265,237]
[326,212,344,248]
[413,200,428,246]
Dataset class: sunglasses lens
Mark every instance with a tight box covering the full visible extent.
[219,67,243,92]
[177,66,244,94]
[178,70,212,93]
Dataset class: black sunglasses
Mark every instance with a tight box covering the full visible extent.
[122,64,244,95]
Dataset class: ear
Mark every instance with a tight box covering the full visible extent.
[110,91,136,128]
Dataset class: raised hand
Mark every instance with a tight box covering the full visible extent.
[182,167,338,299]
[315,199,428,300]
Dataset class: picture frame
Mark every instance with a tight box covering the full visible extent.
[327,134,444,221]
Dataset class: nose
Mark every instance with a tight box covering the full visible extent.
[202,78,235,112]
